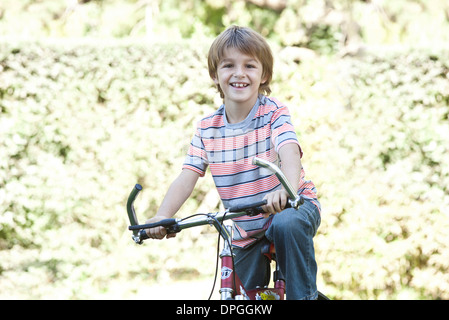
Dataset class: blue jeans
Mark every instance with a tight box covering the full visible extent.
[233,199,321,300]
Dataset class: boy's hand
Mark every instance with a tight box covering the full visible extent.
[144,216,177,240]
[262,189,289,218]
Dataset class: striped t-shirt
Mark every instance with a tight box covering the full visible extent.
[183,95,318,248]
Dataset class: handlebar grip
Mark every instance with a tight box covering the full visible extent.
[130,219,178,244]
[228,200,268,213]
[139,229,149,241]
[228,197,303,215]
[128,218,178,231]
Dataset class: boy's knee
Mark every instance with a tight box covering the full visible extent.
[275,202,320,233]
[270,208,310,236]
[266,201,320,242]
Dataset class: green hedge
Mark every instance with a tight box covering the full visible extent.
[312,49,449,299]
[0,40,448,299]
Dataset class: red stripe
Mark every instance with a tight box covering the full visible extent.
[202,126,270,151]
[217,175,279,199]
[198,114,224,129]
[208,150,277,175]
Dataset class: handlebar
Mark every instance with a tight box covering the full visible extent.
[126,186,279,244]
[126,157,304,244]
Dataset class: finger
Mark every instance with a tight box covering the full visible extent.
[166,233,177,239]
[148,227,166,239]
[266,200,276,215]
[261,195,270,217]
[279,191,288,211]
[157,227,167,239]
[273,190,288,212]
[273,195,282,213]
[262,208,272,218]
[262,204,273,217]
[145,228,155,239]
[270,190,283,213]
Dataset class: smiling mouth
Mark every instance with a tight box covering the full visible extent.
[230,83,249,88]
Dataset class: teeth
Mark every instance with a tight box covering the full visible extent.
[232,83,248,88]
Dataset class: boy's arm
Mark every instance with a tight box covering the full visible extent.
[145,169,200,239]
[262,143,302,217]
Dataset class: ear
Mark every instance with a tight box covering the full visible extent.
[212,74,219,85]
[261,73,268,85]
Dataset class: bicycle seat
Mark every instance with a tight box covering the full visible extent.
[260,238,276,261]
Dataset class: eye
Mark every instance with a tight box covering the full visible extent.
[223,63,233,68]
[246,64,256,69]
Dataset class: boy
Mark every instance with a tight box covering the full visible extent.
[144,25,321,300]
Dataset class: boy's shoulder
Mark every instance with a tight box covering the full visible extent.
[259,95,288,111]
[196,104,225,128]
[255,96,291,121]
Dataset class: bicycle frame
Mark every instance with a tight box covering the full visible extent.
[218,224,285,300]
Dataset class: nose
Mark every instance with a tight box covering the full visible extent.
[234,65,245,78]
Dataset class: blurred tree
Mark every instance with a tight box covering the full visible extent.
[1,0,448,54]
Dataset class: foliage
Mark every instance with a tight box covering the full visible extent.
[307,50,449,299]
[1,38,448,299]
[0,40,220,298]
[1,0,449,54]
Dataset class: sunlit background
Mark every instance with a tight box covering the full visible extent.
[1,0,448,299]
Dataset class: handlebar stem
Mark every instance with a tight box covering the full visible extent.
[219,225,234,258]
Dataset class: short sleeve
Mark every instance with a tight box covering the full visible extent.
[270,106,303,158]
[182,126,209,177]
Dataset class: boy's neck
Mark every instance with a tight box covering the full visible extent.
[224,96,258,124]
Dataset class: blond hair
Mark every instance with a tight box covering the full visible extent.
[208,26,274,98]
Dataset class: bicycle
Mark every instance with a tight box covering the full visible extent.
[126,157,329,300]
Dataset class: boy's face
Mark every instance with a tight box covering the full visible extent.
[213,47,267,107]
